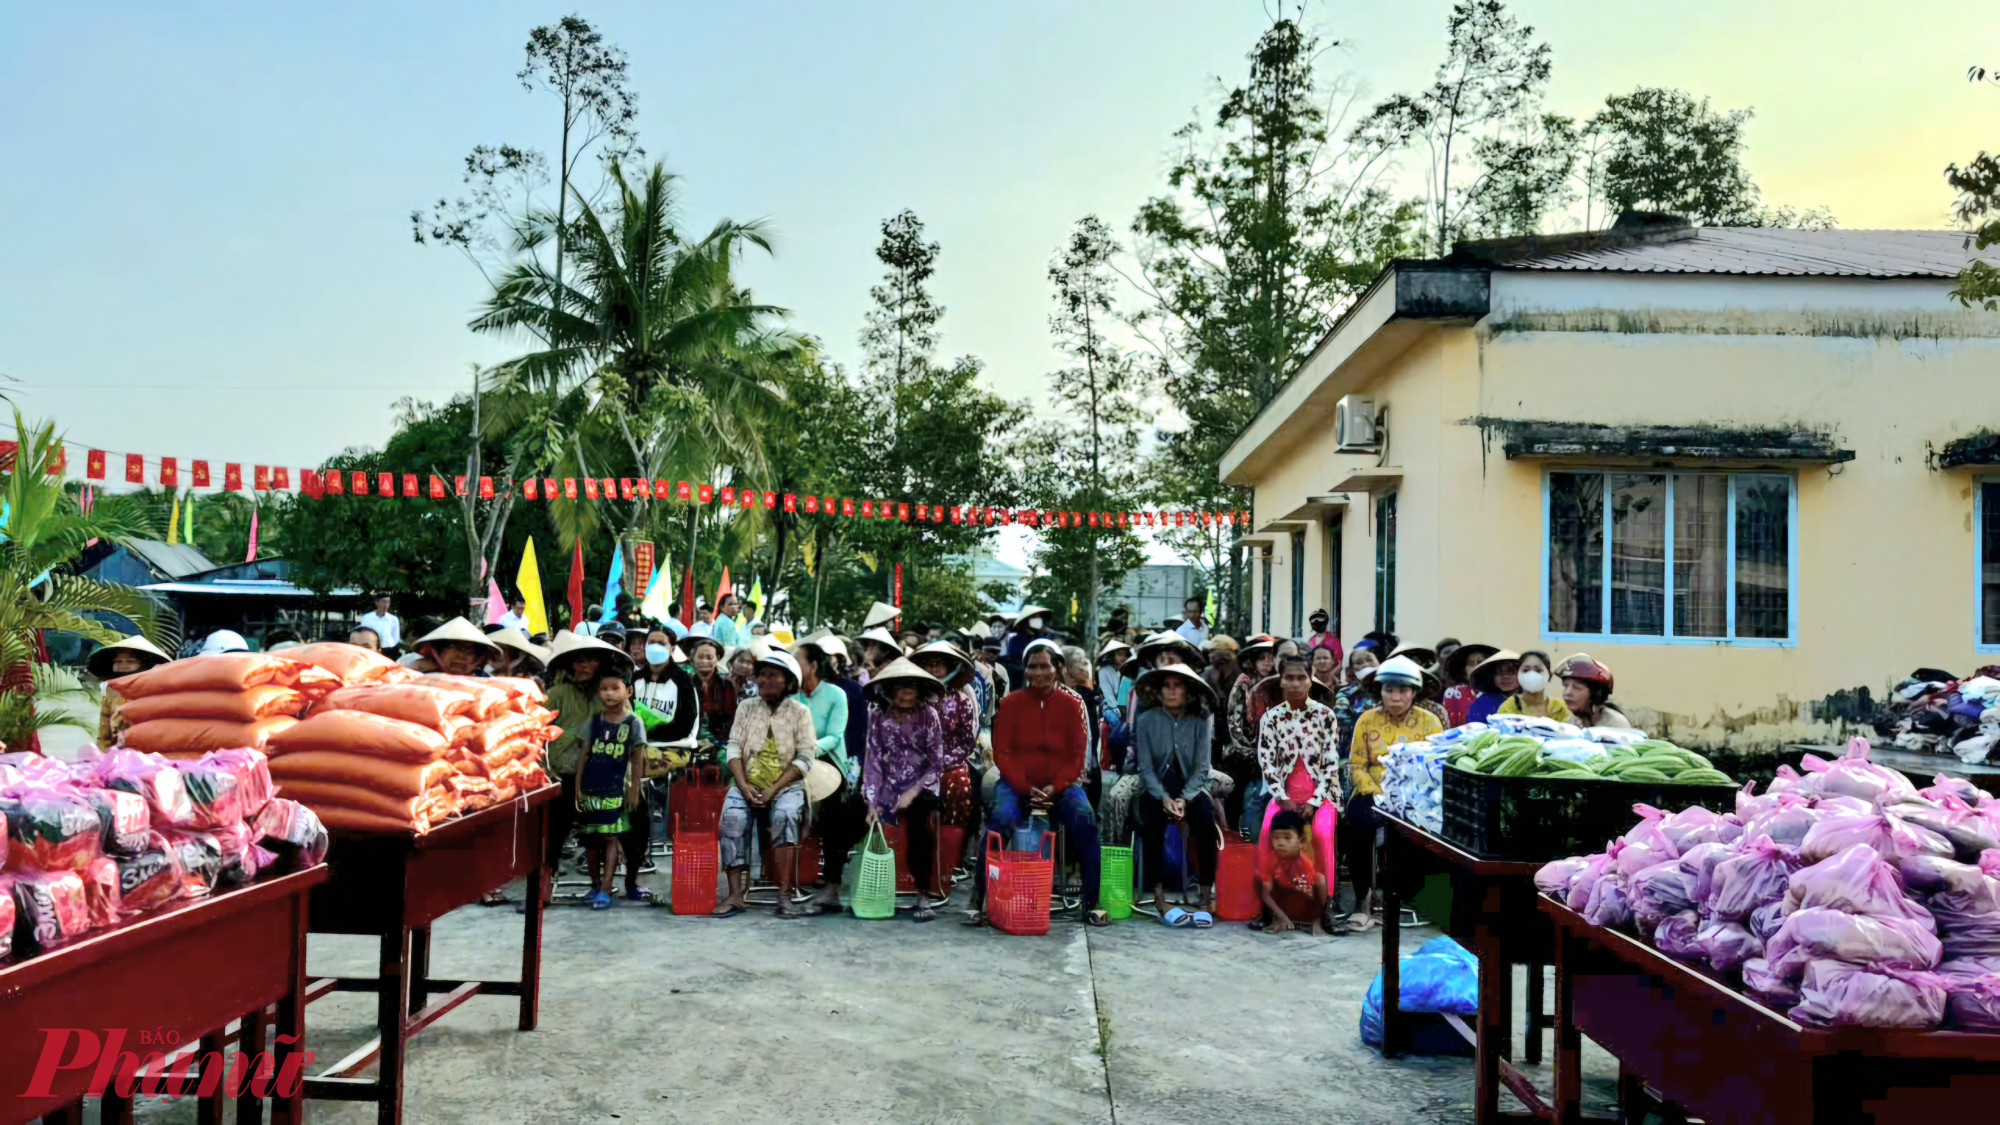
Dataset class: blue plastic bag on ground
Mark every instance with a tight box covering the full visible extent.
[1360,936,1480,1049]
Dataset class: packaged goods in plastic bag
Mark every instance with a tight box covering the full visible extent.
[159,829,222,896]
[1799,738,1916,805]
[1767,906,1942,976]
[1678,841,1737,905]
[1789,959,1946,1030]
[282,642,400,684]
[120,716,296,758]
[6,868,90,950]
[1741,957,1802,1007]
[114,830,187,914]
[1632,861,1698,922]
[1922,851,2000,958]
[417,674,513,720]
[0,888,12,960]
[1360,936,1478,1048]
[1654,910,1702,960]
[1704,837,1803,920]
[113,653,341,700]
[253,797,328,868]
[81,855,121,929]
[1,786,104,873]
[117,685,306,725]
[1786,843,1932,923]
[266,711,450,763]
[1749,900,1789,942]
[1566,851,1615,918]
[1920,774,1986,806]
[1695,918,1763,974]
[313,683,478,729]
[1536,856,1589,901]
[1801,812,1952,865]
[269,753,456,798]
[1765,763,1813,797]
[177,748,274,829]
[93,749,196,828]
[1944,972,2000,1029]
[1616,809,1681,878]
[1540,738,1608,765]
[485,676,548,705]
[1583,873,1634,929]
[1743,795,1819,847]
[78,787,149,856]
[454,711,556,755]
[209,822,272,888]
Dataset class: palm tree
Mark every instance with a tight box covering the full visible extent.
[0,412,167,750]
[471,160,804,598]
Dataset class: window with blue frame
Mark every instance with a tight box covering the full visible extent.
[1546,470,1793,642]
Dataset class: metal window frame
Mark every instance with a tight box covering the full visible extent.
[1374,490,1398,635]
[1979,476,2000,654]
[1541,468,1797,648]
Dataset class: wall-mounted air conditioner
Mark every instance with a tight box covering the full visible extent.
[1335,394,1378,452]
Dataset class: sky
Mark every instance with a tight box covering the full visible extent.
[1,0,1994,480]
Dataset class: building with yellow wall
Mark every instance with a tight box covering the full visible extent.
[1220,220,2000,728]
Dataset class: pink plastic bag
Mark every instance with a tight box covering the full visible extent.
[1800,812,1951,865]
[4,868,90,951]
[1653,910,1702,960]
[1678,841,1737,905]
[1616,808,1681,878]
[1695,918,1763,974]
[114,830,188,915]
[1945,973,2000,1029]
[1537,856,1589,901]
[1741,957,1802,1007]
[174,749,272,830]
[1652,804,1732,851]
[1632,861,1698,931]
[1785,843,1932,923]
[1704,837,1803,920]
[1749,901,1789,942]
[1789,960,1947,1030]
[93,749,196,829]
[1767,906,1942,977]
[1743,795,1819,847]
[1,785,104,873]
[1802,737,1915,805]
[1919,774,1983,805]
[1765,763,1813,797]
[81,854,121,930]
[1583,872,1634,930]
[1926,850,2000,959]
[1566,851,1614,918]
[253,797,328,869]
[209,821,272,888]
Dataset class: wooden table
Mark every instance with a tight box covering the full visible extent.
[298,785,555,1125]
[1377,811,1555,1122]
[0,865,326,1125]
[1543,893,2000,1123]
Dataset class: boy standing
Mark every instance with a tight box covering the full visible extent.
[576,674,647,909]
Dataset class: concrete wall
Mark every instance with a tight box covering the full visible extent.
[1246,268,2000,722]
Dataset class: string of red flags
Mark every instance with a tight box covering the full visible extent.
[57,443,1253,532]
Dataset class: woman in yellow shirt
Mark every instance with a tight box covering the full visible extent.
[1495,650,1573,722]
[1342,655,1443,932]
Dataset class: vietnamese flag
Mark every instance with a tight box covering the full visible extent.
[698,483,714,504]
[192,461,211,488]
[224,463,244,492]
[86,450,106,480]
[522,477,538,500]
[159,457,178,488]
[254,465,271,491]
[273,467,290,490]
[124,454,144,484]
[679,559,697,630]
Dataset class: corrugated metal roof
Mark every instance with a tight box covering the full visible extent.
[124,539,217,579]
[1499,227,1979,278]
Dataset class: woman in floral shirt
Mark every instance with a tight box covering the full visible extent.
[913,641,980,881]
[863,657,949,921]
[1255,656,1342,907]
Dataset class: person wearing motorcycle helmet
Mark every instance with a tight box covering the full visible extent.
[1341,654,1441,933]
[1559,654,1631,730]
[199,628,251,656]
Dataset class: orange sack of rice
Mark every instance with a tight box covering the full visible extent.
[265,711,449,763]
[267,752,456,797]
[416,675,512,720]
[455,712,556,754]
[311,804,439,835]
[119,685,305,725]
[313,684,477,729]
[485,676,547,706]
[281,642,400,685]
[114,653,342,700]
[272,779,442,824]
[122,716,297,757]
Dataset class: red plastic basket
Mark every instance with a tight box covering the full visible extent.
[882,823,919,893]
[671,814,719,916]
[985,830,1054,936]
[761,829,823,885]
[670,765,727,835]
[1213,834,1260,922]
[932,825,966,896]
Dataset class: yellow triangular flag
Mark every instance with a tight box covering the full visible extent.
[516,538,549,637]
[166,493,181,545]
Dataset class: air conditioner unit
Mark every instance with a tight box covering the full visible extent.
[1335,394,1378,451]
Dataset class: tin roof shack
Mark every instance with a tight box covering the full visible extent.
[139,557,359,653]
[1220,217,2000,738]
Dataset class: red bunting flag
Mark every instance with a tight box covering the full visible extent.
[479,477,494,499]
[698,483,714,503]
[224,464,244,492]
[784,493,798,513]
[124,454,144,483]
[619,479,633,500]
[522,477,538,500]
[253,465,270,491]
[803,496,819,514]
[1087,512,1099,527]
[273,467,289,490]
[542,477,556,499]
[351,471,368,496]
[897,503,910,521]
[321,469,342,495]
[159,457,178,488]
[434,475,451,500]
[563,478,577,499]
[397,473,414,498]
[720,486,734,505]
[861,500,874,518]
[86,450,106,480]
[842,498,855,517]
[302,470,322,498]
[454,476,467,496]
[738,489,752,510]
[600,478,615,499]
[192,461,211,488]
[761,490,775,509]
[376,472,393,496]
[584,478,599,500]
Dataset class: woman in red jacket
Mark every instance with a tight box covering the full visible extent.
[966,639,1108,928]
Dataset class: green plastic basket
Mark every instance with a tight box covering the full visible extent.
[851,822,898,919]
[1099,845,1135,920]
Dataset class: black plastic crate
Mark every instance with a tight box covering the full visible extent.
[1440,764,1739,862]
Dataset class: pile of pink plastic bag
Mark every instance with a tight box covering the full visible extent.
[0,746,327,962]
[1537,737,2000,1031]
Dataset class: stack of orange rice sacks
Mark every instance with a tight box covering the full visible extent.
[112,652,344,758]
[255,645,557,834]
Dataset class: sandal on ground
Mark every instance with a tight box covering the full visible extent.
[1348,911,1379,933]
[1085,909,1111,927]
[587,891,613,910]
[711,904,745,919]
[1191,911,1214,929]
[1163,907,1192,928]
[622,888,651,903]
[912,903,938,923]
[480,890,511,906]
[960,910,989,928]
[1248,918,1267,931]
[774,901,802,918]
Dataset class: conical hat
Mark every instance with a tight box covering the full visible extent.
[488,628,546,670]
[1442,642,1499,685]
[1468,649,1522,696]
[865,656,944,702]
[861,601,902,630]
[1253,673,1337,708]
[1011,606,1053,632]
[798,634,850,661]
[1134,661,1217,709]
[545,629,634,675]
[414,617,500,657]
[910,641,973,688]
[803,758,843,802]
[856,626,899,651]
[1122,630,1199,678]
[86,634,171,680]
[1097,637,1133,662]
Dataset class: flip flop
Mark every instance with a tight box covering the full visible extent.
[588,891,613,910]
[1163,907,1192,928]
[712,904,745,919]
[622,888,651,903]
[1191,911,1214,929]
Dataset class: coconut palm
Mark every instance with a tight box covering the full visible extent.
[471,160,806,574]
[0,412,167,750]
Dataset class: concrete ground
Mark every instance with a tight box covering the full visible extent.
[125,854,1624,1124]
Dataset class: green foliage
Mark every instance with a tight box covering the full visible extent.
[1949,67,2000,311]
[1592,88,1759,224]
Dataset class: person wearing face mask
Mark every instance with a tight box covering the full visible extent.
[1497,650,1573,721]
[634,630,698,742]
[1003,604,1054,661]
[1303,609,1341,664]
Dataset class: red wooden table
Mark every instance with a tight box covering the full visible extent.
[1543,893,2000,1123]
[298,785,555,1125]
[0,865,326,1125]
[1378,812,1555,1122]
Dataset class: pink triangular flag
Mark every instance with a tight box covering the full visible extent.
[486,577,507,625]
[245,506,259,562]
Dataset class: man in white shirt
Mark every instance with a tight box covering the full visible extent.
[497,596,530,633]
[358,594,402,653]
[1174,594,1209,647]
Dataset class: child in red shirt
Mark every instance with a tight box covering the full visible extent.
[1256,808,1329,935]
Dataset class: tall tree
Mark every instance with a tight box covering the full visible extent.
[1030,216,1150,638]
[1949,64,2000,310]
[1131,11,1420,630]
[1350,0,1553,253]
[859,209,944,457]
[1591,87,1758,224]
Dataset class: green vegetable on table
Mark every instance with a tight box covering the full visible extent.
[1447,737,1733,785]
